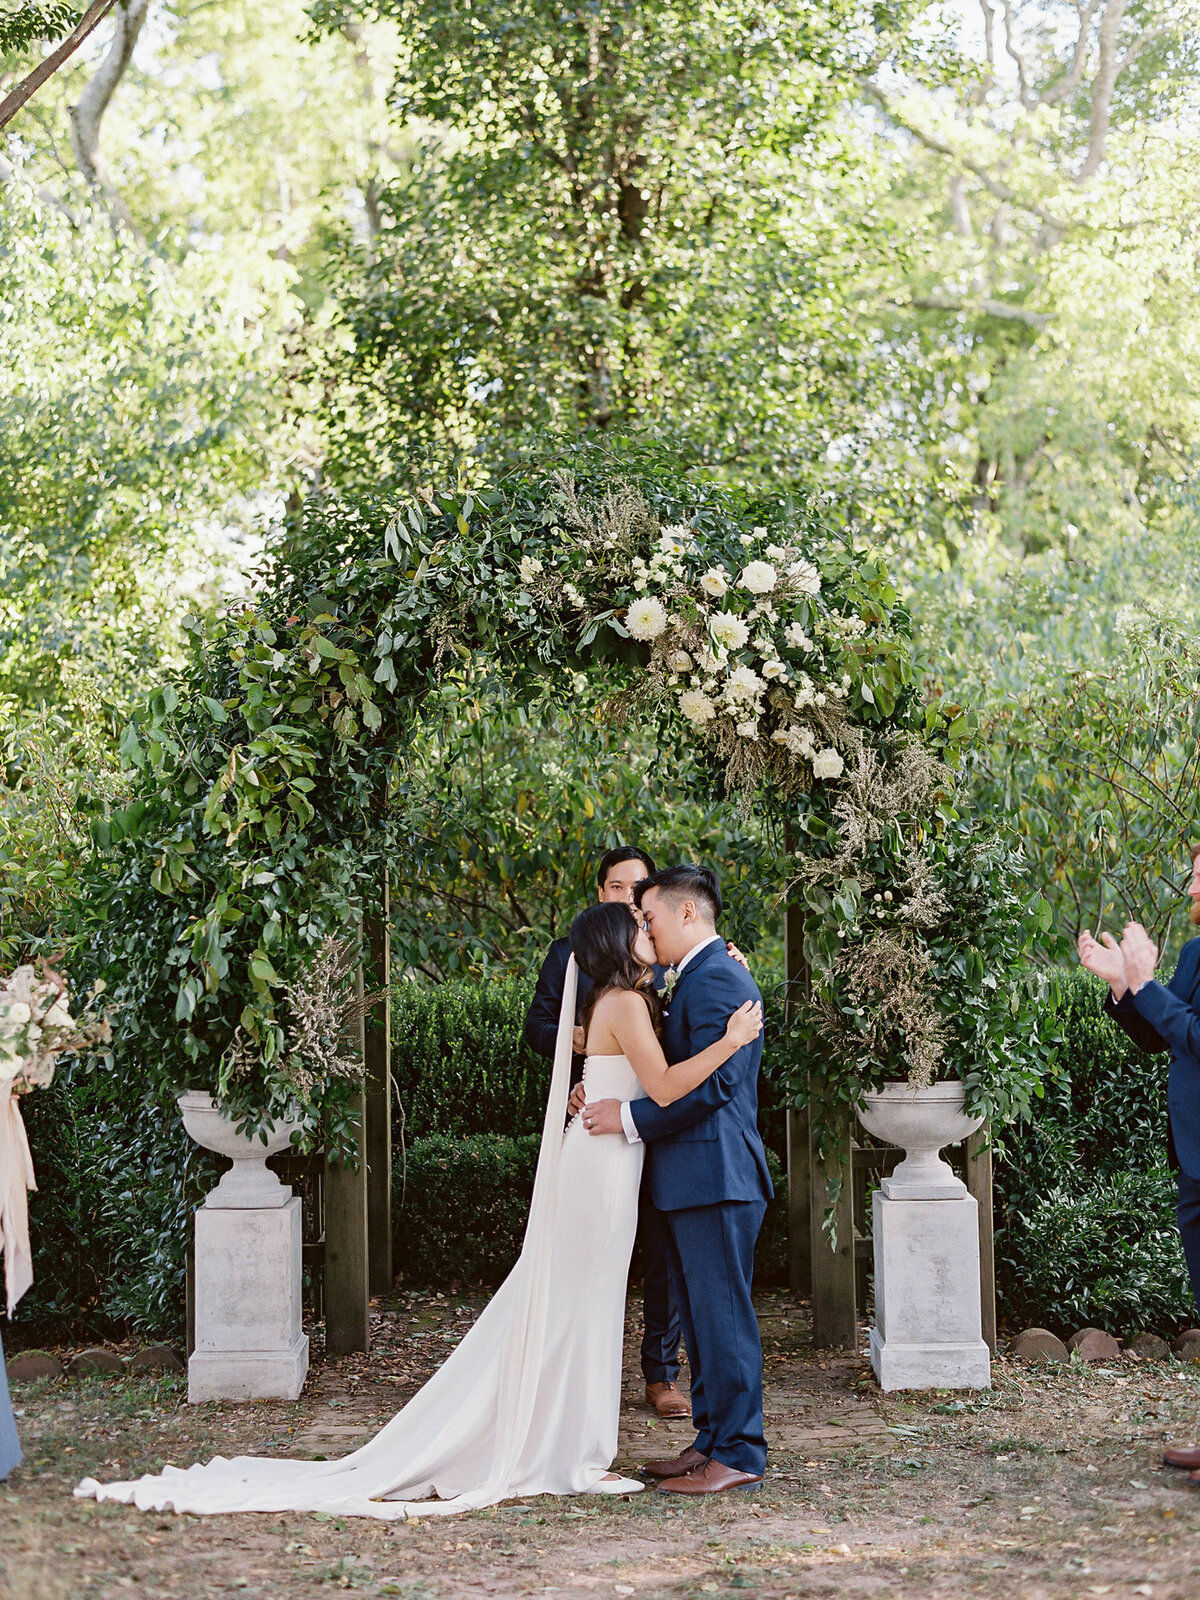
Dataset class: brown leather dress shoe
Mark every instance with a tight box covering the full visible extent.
[1164,1443,1200,1469]
[642,1445,707,1480]
[645,1381,691,1419]
[657,1457,763,1495]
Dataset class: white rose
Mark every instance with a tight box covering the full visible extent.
[785,622,813,651]
[626,597,669,641]
[762,659,788,681]
[43,1001,73,1029]
[741,561,777,595]
[735,719,759,740]
[812,747,845,780]
[711,611,750,651]
[789,559,821,595]
[518,555,543,584]
[700,568,729,598]
[679,689,716,725]
[668,649,694,673]
[766,543,788,562]
[4,1003,32,1027]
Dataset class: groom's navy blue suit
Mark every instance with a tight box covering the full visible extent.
[1104,936,1200,1306]
[629,937,773,1478]
[524,936,683,1386]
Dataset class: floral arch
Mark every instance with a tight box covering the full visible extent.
[80,440,1052,1235]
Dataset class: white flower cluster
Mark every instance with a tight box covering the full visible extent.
[618,518,851,783]
[0,964,109,1092]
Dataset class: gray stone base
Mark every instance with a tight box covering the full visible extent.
[870,1326,991,1392]
[188,1334,309,1403]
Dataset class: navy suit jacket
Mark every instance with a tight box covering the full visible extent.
[1104,935,1200,1179]
[524,936,592,1081]
[629,938,774,1213]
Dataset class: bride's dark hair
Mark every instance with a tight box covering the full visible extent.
[570,902,662,1047]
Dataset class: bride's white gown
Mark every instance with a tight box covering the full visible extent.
[76,961,647,1520]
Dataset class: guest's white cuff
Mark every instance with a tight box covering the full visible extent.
[619,1102,642,1145]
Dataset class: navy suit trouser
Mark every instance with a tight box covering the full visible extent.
[1177,1170,1200,1311]
[662,1198,767,1478]
[637,1186,682,1385]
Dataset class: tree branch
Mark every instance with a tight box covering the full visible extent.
[896,292,1050,328]
[858,80,1074,235]
[0,0,120,132]
[1077,0,1130,180]
[68,0,150,234]
[1042,0,1103,106]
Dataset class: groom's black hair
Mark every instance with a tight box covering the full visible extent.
[634,864,722,922]
[596,844,657,889]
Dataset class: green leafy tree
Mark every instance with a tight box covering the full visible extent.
[306,0,951,491]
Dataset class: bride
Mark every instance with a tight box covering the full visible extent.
[76,900,762,1519]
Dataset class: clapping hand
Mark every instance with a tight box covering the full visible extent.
[1077,928,1126,993]
[1119,921,1158,994]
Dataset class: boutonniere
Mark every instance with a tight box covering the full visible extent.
[657,966,680,1001]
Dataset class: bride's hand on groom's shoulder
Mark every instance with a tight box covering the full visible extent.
[725,1000,763,1049]
[726,942,750,971]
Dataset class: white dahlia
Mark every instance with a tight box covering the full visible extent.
[679,689,716,725]
[726,664,765,703]
[626,597,669,641]
[711,611,750,651]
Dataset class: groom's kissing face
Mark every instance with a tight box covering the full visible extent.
[640,888,686,968]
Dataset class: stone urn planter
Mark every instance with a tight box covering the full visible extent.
[178,1092,309,1403]
[857,1079,991,1393]
[857,1080,983,1200]
[178,1091,303,1208]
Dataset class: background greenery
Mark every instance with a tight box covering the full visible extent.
[5,1,1200,1345]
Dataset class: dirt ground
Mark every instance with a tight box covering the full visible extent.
[5,1288,1200,1600]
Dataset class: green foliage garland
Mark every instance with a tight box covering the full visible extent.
[72,439,1054,1169]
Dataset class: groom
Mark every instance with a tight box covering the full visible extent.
[583,864,773,1494]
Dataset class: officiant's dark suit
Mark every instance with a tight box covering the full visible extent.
[629,937,773,1480]
[1104,936,1200,1304]
[525,935,684,1391]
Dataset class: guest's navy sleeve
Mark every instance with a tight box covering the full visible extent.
[1109,939,1200,1057]
[524,940,568,1060]
[1104,987,1168,1054]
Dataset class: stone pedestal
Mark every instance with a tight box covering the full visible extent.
[870,1189,991,1391]
[188,1195,309,1403]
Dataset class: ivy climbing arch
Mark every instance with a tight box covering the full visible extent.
[79,439,1055,1345]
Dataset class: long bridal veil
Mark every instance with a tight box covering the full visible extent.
[77,958,583,1519]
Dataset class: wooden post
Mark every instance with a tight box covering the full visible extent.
[966,1124,997,1352]
[783,888,812,1296]
[364,875,393,1298]
[809,1109,857,1348]
[323,962,370,1354]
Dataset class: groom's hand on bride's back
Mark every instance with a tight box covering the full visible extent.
[582,1099,624,1135]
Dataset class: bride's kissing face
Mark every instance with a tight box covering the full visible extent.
[631,913,657,968]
